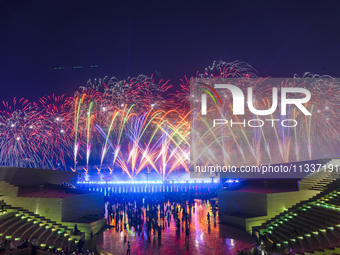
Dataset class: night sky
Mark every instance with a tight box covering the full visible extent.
[1,0,340,102]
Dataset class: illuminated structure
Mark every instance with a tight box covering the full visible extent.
[0,167,105,239]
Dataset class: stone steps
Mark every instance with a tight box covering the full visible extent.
[0,203,83,250]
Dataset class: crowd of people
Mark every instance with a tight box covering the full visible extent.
[38,245,92,255]
[0,235,85,255]
[0,187,258,254]
[106,197,201,236]
[104,192,259,254]
[0,239,15,253]
[105,193,219,253]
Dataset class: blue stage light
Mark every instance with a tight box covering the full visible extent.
[77,179,220,185]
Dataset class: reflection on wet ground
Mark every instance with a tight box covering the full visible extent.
[97,199,255,255]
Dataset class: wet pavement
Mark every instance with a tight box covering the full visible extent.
[97,200,255,255]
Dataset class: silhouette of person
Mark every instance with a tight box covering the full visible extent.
[126,241,130,255]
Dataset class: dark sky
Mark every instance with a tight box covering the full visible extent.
[1,0,340,102]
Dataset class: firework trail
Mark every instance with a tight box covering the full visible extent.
[0,62,339,179]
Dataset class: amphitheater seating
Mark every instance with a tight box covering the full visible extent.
[298,159,340,192]
[0,203,84,252]
[254,178,340,254]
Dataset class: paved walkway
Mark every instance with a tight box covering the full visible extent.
[97,200,255,255]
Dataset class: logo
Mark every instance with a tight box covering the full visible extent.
[197,82,222,115]
[200,83,311,116]
[190,77,337,175]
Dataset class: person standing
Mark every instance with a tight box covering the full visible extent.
[31,237,38,255]
[126,241,130,255]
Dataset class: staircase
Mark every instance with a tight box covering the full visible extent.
[253,178,340,254]
[0,203,84,251]
[299,159,340,191]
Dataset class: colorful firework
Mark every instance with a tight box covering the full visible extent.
[0,62,338,180]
